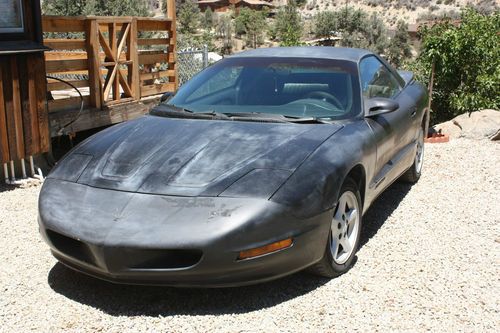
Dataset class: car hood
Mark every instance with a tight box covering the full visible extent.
[50,116,342,198]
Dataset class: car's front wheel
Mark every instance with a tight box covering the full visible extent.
[309,178,362,278]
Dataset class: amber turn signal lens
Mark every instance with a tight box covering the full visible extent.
[238,238,293,260]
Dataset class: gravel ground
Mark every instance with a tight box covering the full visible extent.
[1,138,499,332]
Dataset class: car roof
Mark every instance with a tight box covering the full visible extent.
[229,47,373,62]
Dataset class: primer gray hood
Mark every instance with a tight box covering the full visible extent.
[49,116,342,198]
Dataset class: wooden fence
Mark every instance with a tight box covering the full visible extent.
[42,15,177,120]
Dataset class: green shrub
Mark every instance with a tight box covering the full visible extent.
[412,8,500,124]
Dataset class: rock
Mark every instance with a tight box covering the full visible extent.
[433,109,500,140]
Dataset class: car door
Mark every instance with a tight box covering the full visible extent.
[360,56,416,192]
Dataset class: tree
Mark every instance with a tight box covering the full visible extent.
[386,20,412,67]
[234,8,267,48]
[274,0,303,46]
[412,8,500,123]
[202,7,215,29]
[216,14,233,55]
[178,0,200,34]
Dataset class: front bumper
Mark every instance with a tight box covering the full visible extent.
[38,179,331,287]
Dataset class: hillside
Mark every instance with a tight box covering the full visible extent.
[293,0,498,27]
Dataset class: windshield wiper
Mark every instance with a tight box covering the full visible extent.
[282,115,331,124]
[222,112,329,124]
[151,104,230,120]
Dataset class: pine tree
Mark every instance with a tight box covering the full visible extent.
[274,0,302,46]
[178,0,200,34]
[203,7,214,29]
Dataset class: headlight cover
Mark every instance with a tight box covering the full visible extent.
[219,169,292,199]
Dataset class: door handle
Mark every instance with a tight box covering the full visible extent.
[410,108,417,118]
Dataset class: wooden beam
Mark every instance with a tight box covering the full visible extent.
[27,57,41,155]
[98,30,115,62]
[43,39,86,50]
[118,71,133,98]
[166,0,176,25]
[138,52,174,65]
[129,18,140,100]
[3,58,25,161]
[103,65,119,102]
[48,96,90,113]
[140,70,175,81]
[19,56,40,156]
[137,19,172,31]
[47,79,89,91]
[33,55,50,153]
[45,59,88,73]
[42,16,86,32]
[86,19,103,109]
[166,0,178,89]
[44,52,87,61]
[140,83,175,97]
[0,60,9,163]
[48,98,160,137]
[137,38,169,46]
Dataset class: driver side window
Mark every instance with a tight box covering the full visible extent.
[360,56,401,99]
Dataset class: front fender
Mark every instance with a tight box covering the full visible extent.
[271,120,377,218]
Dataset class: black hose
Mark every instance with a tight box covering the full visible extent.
[45,75,85,136]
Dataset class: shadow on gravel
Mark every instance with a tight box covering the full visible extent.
[359,182,413,249]
[47,182,412,317]
[48,263,330,316]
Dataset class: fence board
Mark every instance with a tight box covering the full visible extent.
[140,70,175,81]
[141,83,175,97]
[44,39,86,50]
[46,59,88,73]
[47,80,89,91]
[48,96,90,113]
[42,16,86,32]
[138,38,169,46]
[137,19,172,31]
[138,52,174,65]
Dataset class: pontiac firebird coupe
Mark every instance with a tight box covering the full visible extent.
[38,47,428,287]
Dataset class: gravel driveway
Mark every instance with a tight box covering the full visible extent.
[1,138,499,332]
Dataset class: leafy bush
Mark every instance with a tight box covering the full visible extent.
[42,0,149,16]
[412,8,500,124]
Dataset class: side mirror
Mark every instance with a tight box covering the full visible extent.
[364,97,399,117]
[160,91,175,103]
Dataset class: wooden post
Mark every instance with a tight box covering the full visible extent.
[86,18,103,109]
[129,18,140,100]
[0,61,10,163]
[166,0,179,90]
[425,60,435,135]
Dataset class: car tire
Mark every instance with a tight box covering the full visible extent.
[308,178,362,278]
[401,126,425,183]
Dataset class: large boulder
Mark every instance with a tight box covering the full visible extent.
[433,109,500,141]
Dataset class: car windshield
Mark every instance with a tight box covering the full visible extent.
[165,57,361,120]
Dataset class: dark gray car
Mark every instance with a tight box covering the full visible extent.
[38,47,428,287]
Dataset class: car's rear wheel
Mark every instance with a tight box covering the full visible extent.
[401,126,425,183]
[308,178,362,278]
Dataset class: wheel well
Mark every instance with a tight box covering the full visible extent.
[422,108,429,132]
[345,165,366,208]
